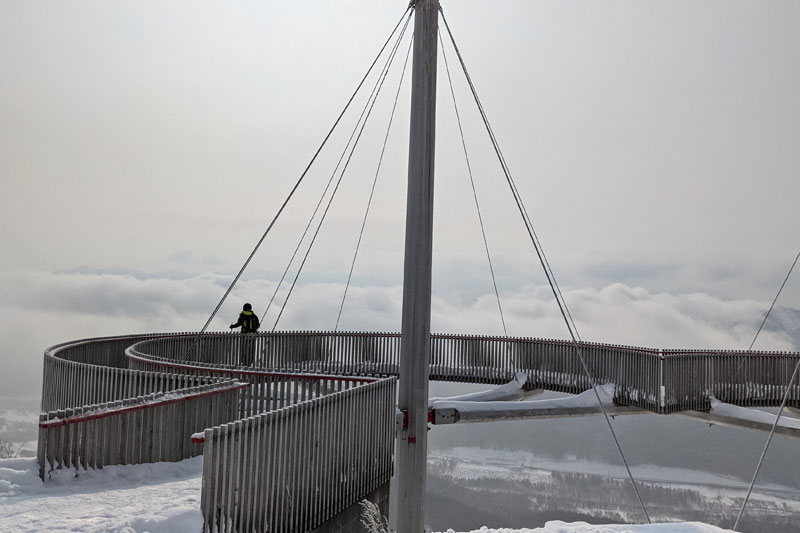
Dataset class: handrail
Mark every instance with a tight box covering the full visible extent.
[41,331,800,419]
[39,381,249,428]
[122,331,800,414]
[125,346,381,383]
[199,375,397,532]
[37,330,800,531]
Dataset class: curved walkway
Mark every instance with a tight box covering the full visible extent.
[36,331,800,531]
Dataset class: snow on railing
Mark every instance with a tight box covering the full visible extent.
[36,331,800,531]
[707,396,800,432]
[37,379,247,481]
[40,332,207,412]
[128,341,384,420]
[198,375,396,533]
[38,332,400,533]
[126,331,800,414]
[126,332,662,409]
[429,383,634,424]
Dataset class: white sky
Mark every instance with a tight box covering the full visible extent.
[1,1,799,393]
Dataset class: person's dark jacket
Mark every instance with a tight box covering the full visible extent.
[230,310,260,334]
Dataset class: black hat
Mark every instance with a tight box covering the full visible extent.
[243,303,252,311]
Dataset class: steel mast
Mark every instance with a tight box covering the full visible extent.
[392,0,439,531]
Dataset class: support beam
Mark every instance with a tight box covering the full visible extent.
[429,384,648,424]
[428,372,542,406]
[678,411,800,440]
[431,404,648,424]
[392,1,439,532]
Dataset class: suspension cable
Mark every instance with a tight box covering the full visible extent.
[439,30,507,336]
[728,250,800,386]
[734,248,800,530]
[262,10,414,328]
[734,357,800,530]
[272,16,411,331]
[335,36,414,331]
[439,8,652,523]
[189,7,412,349]
[748,251,800,351]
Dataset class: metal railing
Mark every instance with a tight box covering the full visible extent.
[38,330,800,532]
[197,376,396,533]
[40,333,207,412]
[662,349,800,413]
[37,380,245,481]
[38,333,247,481]
[126,331,800,413]
[37,332,400,533]
[126,338,380,419]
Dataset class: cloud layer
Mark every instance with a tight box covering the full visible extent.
[1,269,796,397]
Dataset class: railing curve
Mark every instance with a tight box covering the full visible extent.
[38,332,398,532]
[37,330,800,532]
[124,331,800,413]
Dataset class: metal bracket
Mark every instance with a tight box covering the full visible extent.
[396,408,408,432]
[430,407,459,425]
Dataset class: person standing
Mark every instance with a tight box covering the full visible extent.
[230,303,260,366]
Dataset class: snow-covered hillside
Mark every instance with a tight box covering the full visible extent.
[1,455,738,533]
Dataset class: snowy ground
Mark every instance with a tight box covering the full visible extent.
[445,525,732,533]
[0,397,39,459]
[0,455,737,533]
[0,457,204,532]
[431,447,794,492]
[426,447,800,532]
[0,396,786,532]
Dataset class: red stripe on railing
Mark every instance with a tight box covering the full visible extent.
[39,382,250,429]
[125,350,380,383]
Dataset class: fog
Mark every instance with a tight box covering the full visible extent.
[2,3,799,531]
[1,266,797,399]
[2,0,798,392]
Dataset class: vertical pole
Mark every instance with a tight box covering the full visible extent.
[659,349,665,412]
[392,1,438,532]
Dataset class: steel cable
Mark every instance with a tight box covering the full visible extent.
[439,7,652,523]
[272,15,412,331]
[747,250,800,350]
[734,248,800,530]
[734,356,800,530]
[439,30,507,336]
[335,36,414,331]
[189,7,413,354]
[730,249,800,386]
[261,10,414,328]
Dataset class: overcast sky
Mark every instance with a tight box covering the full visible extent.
[1,1,799,396]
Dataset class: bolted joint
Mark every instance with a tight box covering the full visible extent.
[431,407,459,425]
[396,408,409,432]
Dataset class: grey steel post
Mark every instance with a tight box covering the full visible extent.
[659,348,665,411]
[392,0,439,531]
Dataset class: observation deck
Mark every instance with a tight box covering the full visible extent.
[37,331,800,531]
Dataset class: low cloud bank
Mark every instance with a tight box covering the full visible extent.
[0,269,796,397]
